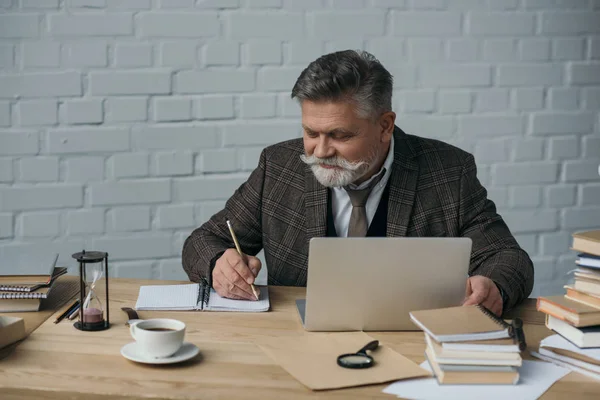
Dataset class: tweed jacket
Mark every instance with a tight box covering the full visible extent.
[183,127,534,311]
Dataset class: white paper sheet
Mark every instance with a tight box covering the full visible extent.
[541,334,600,361]
[382,360,569,400]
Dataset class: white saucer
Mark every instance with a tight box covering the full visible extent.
[121,342,199,364]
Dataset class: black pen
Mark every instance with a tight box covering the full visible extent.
[54,300,80,324]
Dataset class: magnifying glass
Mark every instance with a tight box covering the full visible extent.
[337,340,379,369]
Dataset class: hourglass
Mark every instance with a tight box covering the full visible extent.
[72,250,110,331]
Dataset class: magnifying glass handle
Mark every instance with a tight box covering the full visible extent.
[357,340,379,355]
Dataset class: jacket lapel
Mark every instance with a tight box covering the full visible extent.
[386,127,419,237]
[304,164,328,239]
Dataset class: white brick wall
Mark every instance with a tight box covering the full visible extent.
[0,2,598,297]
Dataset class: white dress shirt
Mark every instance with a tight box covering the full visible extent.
[331,136,395,237]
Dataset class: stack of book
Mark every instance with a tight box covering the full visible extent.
[410,305,524,385]
[0,254,67,312]
[535,229,600,379]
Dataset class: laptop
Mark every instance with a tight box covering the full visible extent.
[297,237,472,331]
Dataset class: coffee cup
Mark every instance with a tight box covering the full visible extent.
[129,319,185,358]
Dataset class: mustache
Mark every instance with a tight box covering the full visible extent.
[299,154,368,171]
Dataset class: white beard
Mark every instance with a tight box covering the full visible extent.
[300,153,375,188]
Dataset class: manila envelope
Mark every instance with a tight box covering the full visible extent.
[258,331,431,390]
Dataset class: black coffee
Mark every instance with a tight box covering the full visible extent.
[144,328,176,332]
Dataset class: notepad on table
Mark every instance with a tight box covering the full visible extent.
[135,282,270,312]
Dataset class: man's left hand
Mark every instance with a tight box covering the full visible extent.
[462,276,503,316]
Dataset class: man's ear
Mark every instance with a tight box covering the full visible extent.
[379,111,396,142]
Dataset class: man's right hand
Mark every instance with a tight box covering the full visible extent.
[212,248,262,301]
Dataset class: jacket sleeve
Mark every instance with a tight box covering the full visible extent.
[181,149,266,286]
[459,154,534,312]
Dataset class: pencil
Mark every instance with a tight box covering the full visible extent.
[54,299,80,324]
[226,219,259,300]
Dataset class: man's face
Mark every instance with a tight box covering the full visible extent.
[300,100,392,187]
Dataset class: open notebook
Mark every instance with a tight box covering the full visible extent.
[134,282,270,312]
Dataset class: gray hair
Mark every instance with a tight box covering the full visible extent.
[291,50,393,120]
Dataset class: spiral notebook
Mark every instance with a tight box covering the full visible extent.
[134,282,270,312]
[410,305,523,344]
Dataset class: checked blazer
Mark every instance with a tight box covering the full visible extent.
[182,126,534,311]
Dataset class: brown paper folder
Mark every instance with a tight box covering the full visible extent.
[258,332,430,390]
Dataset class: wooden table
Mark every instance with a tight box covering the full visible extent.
[1,278,599,399]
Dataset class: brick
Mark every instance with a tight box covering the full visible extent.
[48,128,129,154]
[590,36,600,59]
[64,42,107,67]
[114,43,153,67]
[16,100,57,126]
[109,153,149,178]
[370,0,406,7]
[581,184,600,206]
[563,160,600,182]
[112,260,156,279]
[20,212,60,237]
[137,12,219,37]
[0,71,81,98]
[21,0,60,8]
[49,13,132,36]
[19,157,59,182]
[497,64,562,86]
[132,126,219,150]
[245,40,281,65]
[107,0,151,9]
[407,38,443,61]
[503,210,558,233]
[1,240,85,272]
[279,94,301,117]
[398,90,436,113]
[331,0,362,7]
[158,259,188,280]
[0,213,12,238]
[65,157,105,182]
[583,88,600,110]
[204,41,240,66]
[175,70,254,93]
[392,12,461,36]
[90,180,170,206]
[106,97,147,122]
[196,200,226,223]
[199,149,238,173]
[546,185,576,207]
[159,41,197,67]
[0,185,82,211]
[0,101,8,126]
[286,40,324,64]
[0,14,39,38]
[92,234,173,260]
[582,136,600,158]
[365,38,405,66]
[549,136,579,160]
[446,39,478,62]
[552,37,585,60]
[0,44,14,69]
[562,208,600,229]
[493,162,558,185]
[196,0,238,7]
[174,176,247,201]
[509,185,541,207]
[438,90,472,114]
[469,12,535,36]
[541,12,600,35]
[548,88,579,110]
[569,63,600,85]
[64,99,103,125]
[311,11,385,38]
[474,89,509,112]
[512,138,544,162]
[69,0,106,7]
[512,88,544,110]
[482,39,516,61]
[474,140,510,163]
[514,234,536,257]
[67,209,104,235]
[519,38,550,61]
[523,0,589,9]
[487,188,508,208]
[227,12,303,38]
[222,122,301,146]
[154,151,193,176]
[459,115,524,137]
[22,42,60,67]
[530,257,555,282]
[240,94,277,118]
[0,131,38,155]
[109,206,150,231]
[156,204,195,229]
[387,66,416,89]
[420,65,491,87]
[390,116,455,140]
[152,97,192,122]
[89,71,170,95]
[0,158,12,182]
[532,112,595,135]
[158,0,194,7]
[194,96,235,119]
[408,0,445,9]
